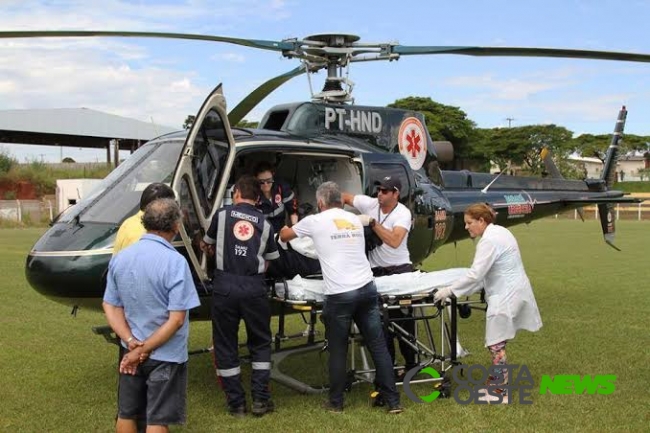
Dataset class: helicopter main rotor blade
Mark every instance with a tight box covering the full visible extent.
[228,64,307,126]
[392,45,650,63]
[0,30,293,52]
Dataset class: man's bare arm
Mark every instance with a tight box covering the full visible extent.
[372,224,409,249]
[119,310,187,374]
[341,192,356,207]
[280,226,298,243]
[102,302,134,344]
[140,310,186,355]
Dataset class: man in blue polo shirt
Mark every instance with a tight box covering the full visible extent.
[103,198,200,432]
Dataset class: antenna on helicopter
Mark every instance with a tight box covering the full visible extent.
[481,161,513,194]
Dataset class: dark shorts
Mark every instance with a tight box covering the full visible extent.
[118,359,188,426]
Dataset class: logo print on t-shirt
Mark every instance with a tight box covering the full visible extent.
[333,219,360,230]
[233,220,254,241]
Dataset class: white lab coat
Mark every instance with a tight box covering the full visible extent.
[450,223,542,346]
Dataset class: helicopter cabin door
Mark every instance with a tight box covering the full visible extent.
[171,84,236,283]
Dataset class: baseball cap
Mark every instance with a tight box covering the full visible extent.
[375,176,401,193]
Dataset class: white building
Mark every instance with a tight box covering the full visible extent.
[56,179,102,214]
[569,154,649,181]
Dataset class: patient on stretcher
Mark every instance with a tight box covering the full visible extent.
[266,233,469,301]
[275,265,469,302]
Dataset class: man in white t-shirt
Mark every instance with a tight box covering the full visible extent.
[280,181,403,414]
[342,176,418,380]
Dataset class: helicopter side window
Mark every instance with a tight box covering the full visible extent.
[285,104,329,135]
[190,138,211,216]
[179,176,205,262]
[263,110,289,130]
[367,163,410,201]
[189,109,230,217]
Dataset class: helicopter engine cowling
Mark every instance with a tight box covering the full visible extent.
[432,141,453,163]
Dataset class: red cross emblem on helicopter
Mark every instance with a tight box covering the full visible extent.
[233,220,254,241]
[398,117,427,170]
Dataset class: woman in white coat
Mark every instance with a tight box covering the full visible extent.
[434,203,542,403]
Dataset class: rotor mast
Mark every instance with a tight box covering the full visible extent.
[283,33,365,104]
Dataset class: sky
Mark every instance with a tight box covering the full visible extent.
[2,0,650,162]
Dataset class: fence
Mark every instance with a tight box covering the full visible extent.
[554,193,650,221]
[0,199,54,224]
[36,162,109,171]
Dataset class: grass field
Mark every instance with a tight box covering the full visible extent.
[1,220,649,432]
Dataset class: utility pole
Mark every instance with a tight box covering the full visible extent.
[505,117,516,128]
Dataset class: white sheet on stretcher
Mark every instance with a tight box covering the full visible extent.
[274,268,469,302]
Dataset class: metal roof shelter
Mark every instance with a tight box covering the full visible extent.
[0,108,178,165]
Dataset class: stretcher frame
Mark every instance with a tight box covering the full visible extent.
[269,278,469,396]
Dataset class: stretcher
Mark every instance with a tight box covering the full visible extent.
[269,268,482,395]
[273,268,469,302]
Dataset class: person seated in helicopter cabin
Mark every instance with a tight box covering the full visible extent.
[254,161,299,232]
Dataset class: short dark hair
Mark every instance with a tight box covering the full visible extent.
[234,175,261,201]
[142,198,181,233]
[254,161,275,176]
[140,183,175,211]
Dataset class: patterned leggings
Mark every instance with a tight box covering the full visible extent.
[488,341,508,392]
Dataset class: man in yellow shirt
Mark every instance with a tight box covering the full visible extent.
[113,183,176,254]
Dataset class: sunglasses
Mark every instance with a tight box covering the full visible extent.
[377,187,395,194]
[258,178,274,185]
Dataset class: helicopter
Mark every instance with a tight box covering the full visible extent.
[5,31,645,321]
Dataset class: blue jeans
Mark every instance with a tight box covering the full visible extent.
[322,281,400,408]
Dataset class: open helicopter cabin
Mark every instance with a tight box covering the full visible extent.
[167,95,456,299]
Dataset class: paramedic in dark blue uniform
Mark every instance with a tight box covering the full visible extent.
[200,175,280,418]
[254,161,298,232]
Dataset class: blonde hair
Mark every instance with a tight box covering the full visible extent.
[464,203,497,224]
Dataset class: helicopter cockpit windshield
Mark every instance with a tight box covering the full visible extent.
[56,139,184,225]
